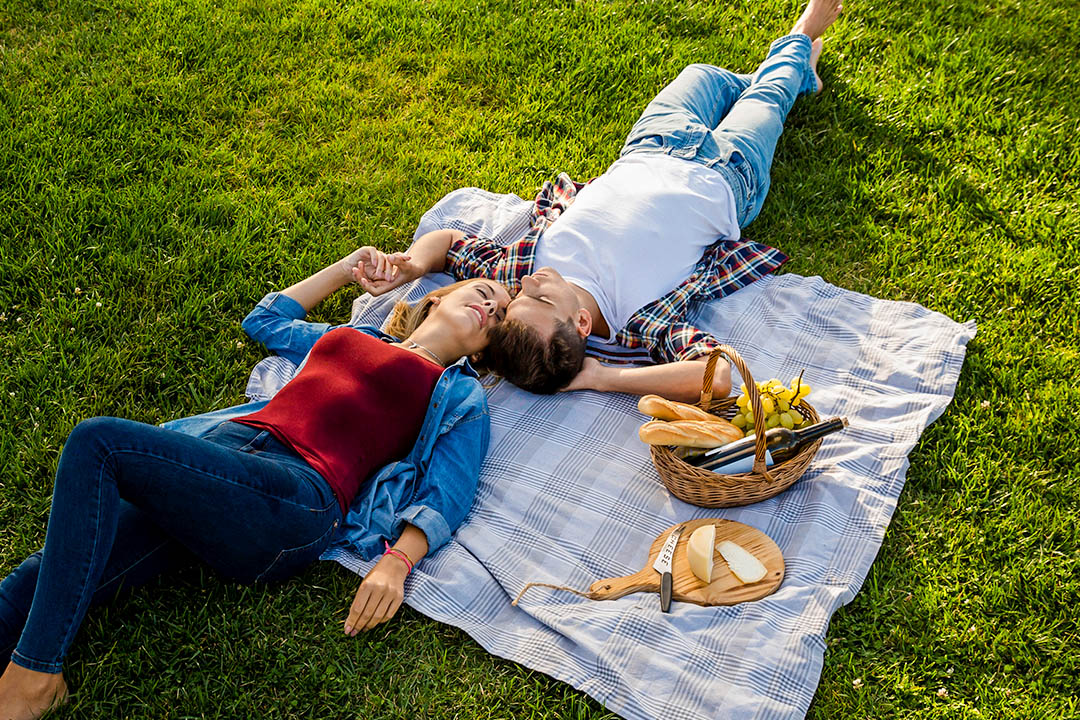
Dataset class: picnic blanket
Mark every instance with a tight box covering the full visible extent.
[246,187,976,720]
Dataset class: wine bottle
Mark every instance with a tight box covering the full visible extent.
[689,417,848,472]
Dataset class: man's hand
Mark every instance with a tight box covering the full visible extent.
[340,246,425,296]
[343,555,408,635]
[560,357,607,393]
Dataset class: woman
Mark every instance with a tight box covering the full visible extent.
[0,247,510,720]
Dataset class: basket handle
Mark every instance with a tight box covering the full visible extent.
[698,345,774,481]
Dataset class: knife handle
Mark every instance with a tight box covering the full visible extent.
[660,572,673,613]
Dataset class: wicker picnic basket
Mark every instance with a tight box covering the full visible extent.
[649,344,822,508]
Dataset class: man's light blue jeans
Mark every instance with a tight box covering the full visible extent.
[620,34,817,227]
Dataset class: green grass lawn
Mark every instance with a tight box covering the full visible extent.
[1,0,1077,717]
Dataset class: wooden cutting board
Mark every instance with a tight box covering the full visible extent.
[587,518,784,606]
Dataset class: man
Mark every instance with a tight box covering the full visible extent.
[351,0,843,402]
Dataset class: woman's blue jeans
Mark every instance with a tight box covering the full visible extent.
[0,417,343,674]
[620,34,817,227]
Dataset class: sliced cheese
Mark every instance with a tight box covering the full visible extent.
[686,525,717,584]
[716,540,767,584]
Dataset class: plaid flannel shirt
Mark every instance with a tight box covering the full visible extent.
[445,173,789,363]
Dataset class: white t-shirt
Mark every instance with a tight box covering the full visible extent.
[533,152,740,342]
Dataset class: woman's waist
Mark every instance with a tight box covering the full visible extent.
[202,419,342,514]
[228,415,416,516]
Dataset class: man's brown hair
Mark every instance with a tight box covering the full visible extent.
[485,318,587,394]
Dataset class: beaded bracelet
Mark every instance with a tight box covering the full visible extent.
[383,541,414,574]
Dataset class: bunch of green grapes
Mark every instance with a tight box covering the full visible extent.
[731,375,812,436]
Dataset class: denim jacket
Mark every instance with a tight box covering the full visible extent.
[162,292,490,561]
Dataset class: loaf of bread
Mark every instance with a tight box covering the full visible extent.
[637,394,716,422]
[638,419,744,449]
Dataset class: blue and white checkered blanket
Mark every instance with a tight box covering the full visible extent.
[246,188,975,720]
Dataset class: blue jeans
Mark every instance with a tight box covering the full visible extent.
[620,34,816,227]
[0,418,342,673]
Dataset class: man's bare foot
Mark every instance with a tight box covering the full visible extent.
[0,663,68,720]
[790,0,843,40]
[810,38,825,92]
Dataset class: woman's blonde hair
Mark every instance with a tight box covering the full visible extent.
[383,278,487,344]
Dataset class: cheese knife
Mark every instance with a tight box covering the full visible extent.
[651,523,686,613]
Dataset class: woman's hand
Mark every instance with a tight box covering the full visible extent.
[343,554,409,635]
[340,246,425,296]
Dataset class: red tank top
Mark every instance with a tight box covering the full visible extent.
[233,328,444,515]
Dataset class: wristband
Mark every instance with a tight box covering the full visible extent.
[383,541,414,574]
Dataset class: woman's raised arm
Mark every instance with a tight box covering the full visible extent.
[240,248,371,364]
[279,251,358,312]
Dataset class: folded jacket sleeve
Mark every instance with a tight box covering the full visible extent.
[240,292,336,366]
[392,399,490,555]
[652,321,721,363]
[445,234,505,282]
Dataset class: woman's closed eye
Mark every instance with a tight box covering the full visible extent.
[477,284,506,322]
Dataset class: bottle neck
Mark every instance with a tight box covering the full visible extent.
[792,417,847,445]
[769,417,848,463]
[693,417,849,471]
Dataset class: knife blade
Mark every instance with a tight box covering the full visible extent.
[651,524,686,613]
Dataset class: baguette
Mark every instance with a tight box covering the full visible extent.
[637,394,716,422]
[638,419,744,449]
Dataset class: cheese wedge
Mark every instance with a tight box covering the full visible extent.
[686,525,717,584]
[716,540,767,584]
